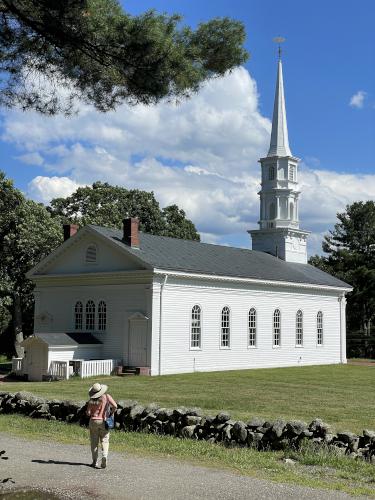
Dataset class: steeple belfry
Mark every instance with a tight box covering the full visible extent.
[268,59,292,157]
[249,45,310,264]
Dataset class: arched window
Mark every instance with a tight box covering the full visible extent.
[248,308,257,347]
[317,311,323,345]
[86,300,95,330]
[221,306,230,347]
[269,202,276,220]
[269,166,275,180]
[289,201,294,220]
[74,301,83,330]
[273,309,281,347]
[296,310,303,346]
[85,244,97,264]
[191,305,201,348]
[98,301,107,331]
[289,165,296,181]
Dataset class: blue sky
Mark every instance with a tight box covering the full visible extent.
[123,0,374,173]
[1,0,374,254]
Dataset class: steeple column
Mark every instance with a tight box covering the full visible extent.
[276,196,280,219]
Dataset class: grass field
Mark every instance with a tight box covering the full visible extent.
[1,364,374,433]
[1,414,375,497]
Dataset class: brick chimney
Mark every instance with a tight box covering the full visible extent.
[63,224,79,241]
[123,217,140,248]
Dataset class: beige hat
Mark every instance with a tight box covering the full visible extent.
[89,383,108,399]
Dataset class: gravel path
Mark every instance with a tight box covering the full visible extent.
[0,433,365,500]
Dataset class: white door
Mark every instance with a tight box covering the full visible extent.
[128,318,148,367]
[27,345,43,381]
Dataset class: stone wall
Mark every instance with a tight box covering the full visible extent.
[1,391,374,462]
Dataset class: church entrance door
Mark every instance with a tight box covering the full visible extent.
[128,313,148,367]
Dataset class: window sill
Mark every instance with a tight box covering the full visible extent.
[316,344,324,347]
[189,347,202,351]
[247,346,257,349]
[295,345,304,348]
[272,345,281,349]
[219,346,231,350]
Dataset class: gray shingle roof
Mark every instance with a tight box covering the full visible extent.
[92,225,351,289]
[33,332,102,346]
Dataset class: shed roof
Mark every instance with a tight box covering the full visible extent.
[91,225,351,289]
[23,332,102,347]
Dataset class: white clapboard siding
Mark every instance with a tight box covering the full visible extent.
[35,283,149,364]
[153,276,343,375]
[48,348,76,366]
[41,231,142,275]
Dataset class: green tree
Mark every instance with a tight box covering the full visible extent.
[0,172,63,356]
[309,201,375,335]
[162,204,198,240]
[49,181,200,241]
[0,0,249,114]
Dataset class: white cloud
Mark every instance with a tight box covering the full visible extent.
[300,165,375,223]
[16,151,44,166]
[27,176,82,204]
[1,67,375,255]
[349,90,367,109]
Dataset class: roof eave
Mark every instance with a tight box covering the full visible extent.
[152,268,352,293]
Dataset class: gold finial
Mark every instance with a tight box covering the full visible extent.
[273,36,286,59]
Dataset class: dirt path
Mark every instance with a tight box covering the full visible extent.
[347,360,375,367]
[0,433,367,500]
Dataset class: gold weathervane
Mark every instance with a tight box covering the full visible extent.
[273,36,286,59]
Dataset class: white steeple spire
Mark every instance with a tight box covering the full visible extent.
[267,58,292,157]
[249,46,310,264]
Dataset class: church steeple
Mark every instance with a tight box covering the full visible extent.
[268,59,292,157]
[249,45,310,264]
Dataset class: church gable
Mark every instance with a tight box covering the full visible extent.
[29,226,148,277]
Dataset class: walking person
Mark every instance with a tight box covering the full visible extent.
[86,382,117,469]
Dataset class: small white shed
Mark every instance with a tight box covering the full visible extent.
[21,332,103,381]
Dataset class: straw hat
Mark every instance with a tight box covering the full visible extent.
[88,383,108,399]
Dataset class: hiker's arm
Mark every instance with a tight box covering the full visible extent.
[86,403,92,416]
[107,395,117,411]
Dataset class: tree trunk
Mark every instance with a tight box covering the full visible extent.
[13,292,24,358]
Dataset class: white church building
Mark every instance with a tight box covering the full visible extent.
[19,56,352,380]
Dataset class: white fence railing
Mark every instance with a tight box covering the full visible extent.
[49,360,69,380]
[12,357,23,375]
[79,359,119,379]
[44,359,120,380]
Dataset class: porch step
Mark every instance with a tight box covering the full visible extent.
[117,366,151,376]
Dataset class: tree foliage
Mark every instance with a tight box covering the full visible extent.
[0,172,63,355]
[0,0,249,114]
[0,175,199,355]
[49,181,200,241]
[309,201,375,334]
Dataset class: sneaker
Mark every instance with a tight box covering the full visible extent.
[90,461,98,468]
[101,457,107,469]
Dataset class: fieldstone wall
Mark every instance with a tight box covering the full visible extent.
[1,391,374,462]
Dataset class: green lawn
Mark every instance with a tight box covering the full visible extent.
[2,364,374,433]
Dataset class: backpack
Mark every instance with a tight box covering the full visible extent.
[104,395,115,430]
